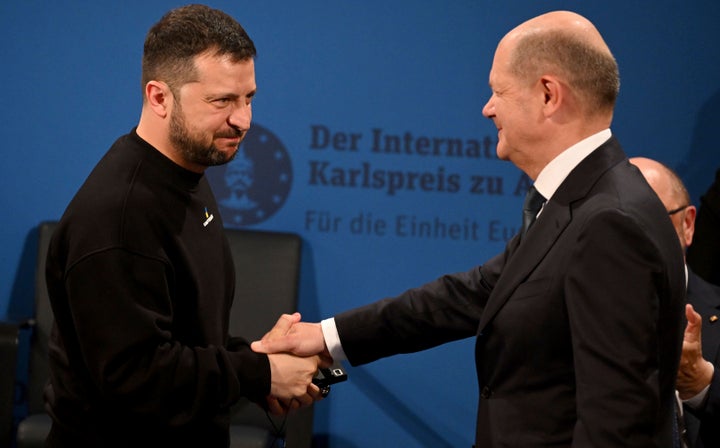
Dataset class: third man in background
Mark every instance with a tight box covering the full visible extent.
[631,157,720,448]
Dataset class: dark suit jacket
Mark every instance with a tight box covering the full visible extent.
[687,169,720,286]
[684,269,720,448]
[334,137,686,447]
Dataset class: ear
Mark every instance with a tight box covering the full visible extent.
[144,80,172,119]
[539,76,562,117]
[683,205,697,248]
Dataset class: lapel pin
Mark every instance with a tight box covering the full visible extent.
[710,315,718,323]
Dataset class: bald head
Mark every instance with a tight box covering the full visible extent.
[500,10,620,117]
[507,11,607,44]
[483,11,621,179]
[630,157,689,210]
[630,156,695,252]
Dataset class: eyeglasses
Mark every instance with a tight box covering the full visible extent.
[667,205,689,216]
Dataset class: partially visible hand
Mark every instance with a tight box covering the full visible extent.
[677,304,715,400]
[265,353,323,415]
[265,383,325,416]
[252,314,332,367]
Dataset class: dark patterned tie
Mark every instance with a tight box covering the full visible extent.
[673,397,688,448]
[521,186,545,237]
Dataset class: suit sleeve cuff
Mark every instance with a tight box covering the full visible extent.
[321,317,348,362]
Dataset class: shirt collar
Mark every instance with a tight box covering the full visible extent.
[534,129,612,201]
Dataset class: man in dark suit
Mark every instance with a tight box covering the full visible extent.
[632,157,720,448]
[688,168,720,286]
[254,11,686,447]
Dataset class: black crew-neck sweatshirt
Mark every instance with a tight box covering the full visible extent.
[44,129,270,447]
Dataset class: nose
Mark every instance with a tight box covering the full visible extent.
[229,102,252,131]
[482,95,494,118]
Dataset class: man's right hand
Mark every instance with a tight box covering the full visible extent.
[252,313,332,365]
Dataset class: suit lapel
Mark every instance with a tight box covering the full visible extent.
[478,200,570,330]
[477,136,627,333]
[687,270,720,358]
[687,270,720,315]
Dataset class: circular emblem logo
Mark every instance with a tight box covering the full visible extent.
[207,123,292,226]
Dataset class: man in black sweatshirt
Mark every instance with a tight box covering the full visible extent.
[44,5,322,447]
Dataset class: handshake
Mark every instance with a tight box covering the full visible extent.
[251,312,342,415]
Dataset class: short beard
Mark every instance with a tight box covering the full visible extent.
[168,102,239,167]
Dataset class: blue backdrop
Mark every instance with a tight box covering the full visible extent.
[2,1,719,446]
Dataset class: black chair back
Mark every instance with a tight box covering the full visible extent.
[15,223,313,448]
[224,228,313,448]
